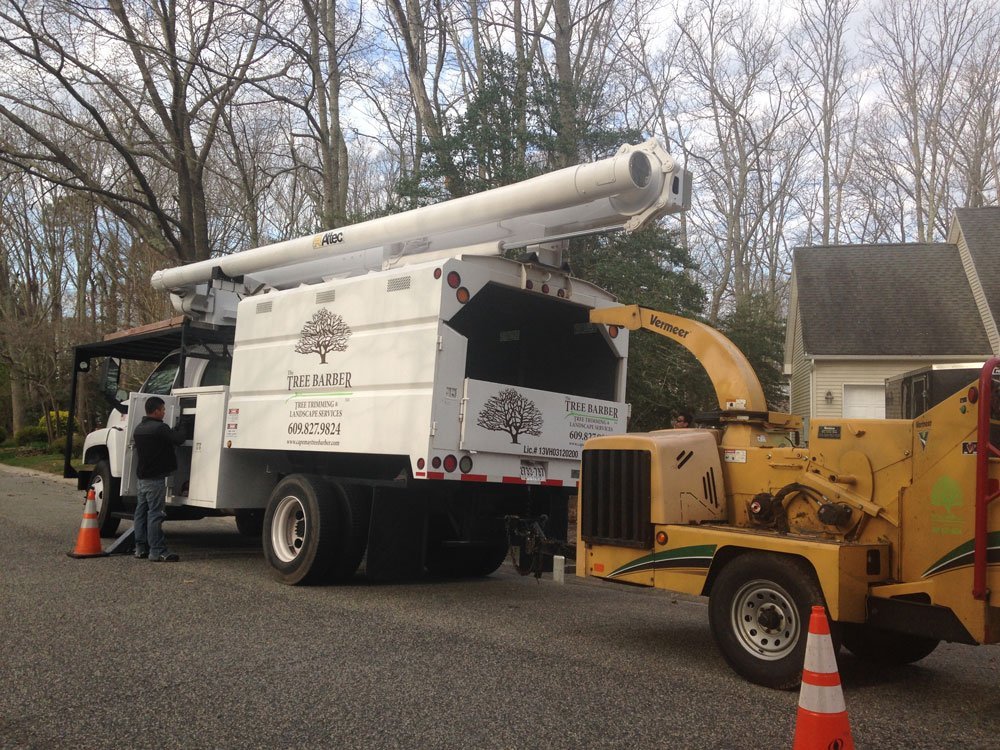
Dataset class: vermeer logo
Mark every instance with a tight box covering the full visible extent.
[295,309,352,364]
[477,388,543,444]
[649,314,689,339]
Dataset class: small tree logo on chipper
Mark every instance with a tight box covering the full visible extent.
[295,309,352,364]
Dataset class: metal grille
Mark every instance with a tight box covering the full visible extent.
[387,276,411,292]
[255,300,273,314]
[580,449,652,548]
[315,290,336,304]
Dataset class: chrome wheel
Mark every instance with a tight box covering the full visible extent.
[730,578,799,661]
[270,495,307,563]
[90,473,106,516]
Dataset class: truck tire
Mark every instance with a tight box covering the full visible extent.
[426,513,508,578]
[841,623,939,664]
[708,552,827,690]
[234,509,265,537]
[263,475,368,585]
[427,541,509,578]
[89,460,121,538]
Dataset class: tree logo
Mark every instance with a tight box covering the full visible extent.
[477,388,544,444]
[295,309,352,363]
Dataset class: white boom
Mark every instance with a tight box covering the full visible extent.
[152,139,689,324]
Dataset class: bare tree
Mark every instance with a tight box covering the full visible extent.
[865,0,997,241]
[0,0,280,264]
[677,0,809,320]
[791,0,862,245]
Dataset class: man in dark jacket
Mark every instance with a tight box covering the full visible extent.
[132,396,187,562]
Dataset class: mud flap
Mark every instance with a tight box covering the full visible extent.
[364,487,427,582]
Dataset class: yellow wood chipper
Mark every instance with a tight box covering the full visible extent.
[579,305,1000,689]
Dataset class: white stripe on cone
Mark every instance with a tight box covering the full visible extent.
[803,627,839,675]
[798,682,847,714]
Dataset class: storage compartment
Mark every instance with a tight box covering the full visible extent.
[446,283,619,400]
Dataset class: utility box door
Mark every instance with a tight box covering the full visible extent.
[175,386,228,507]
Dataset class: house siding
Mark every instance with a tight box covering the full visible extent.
[812,360,930,419]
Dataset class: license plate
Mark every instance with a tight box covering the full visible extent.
[520,462,546,482]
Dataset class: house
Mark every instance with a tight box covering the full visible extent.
[783,207,1000,425]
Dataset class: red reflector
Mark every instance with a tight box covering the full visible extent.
[456,287,470,303]
[656,531,668,545]
[594,563,605,572]
[969,386,979,404]
[609,326,619,339]
[446,271,461,288]
[443,455,457,472]
[541,283,550,294]
[433,268,442,280]
[557,288,565,298]
[431,456,441,469]
[525,280,534,290]
[416,458,425,470]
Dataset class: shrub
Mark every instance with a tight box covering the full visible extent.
[49,438,82,458]
[0,425,7,444]
[15,425,49,446]
[37,411,79,437]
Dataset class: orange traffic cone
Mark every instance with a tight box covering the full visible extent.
[67,489,107,558]
[792,606,854,750]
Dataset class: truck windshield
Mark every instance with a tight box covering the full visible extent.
[141,354,181,395]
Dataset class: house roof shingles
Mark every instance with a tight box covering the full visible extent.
[793,242,991,356]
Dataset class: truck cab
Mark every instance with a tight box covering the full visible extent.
[67,318,235,537]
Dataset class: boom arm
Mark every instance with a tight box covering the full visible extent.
[590,305,768,412]
[151,140,691,321]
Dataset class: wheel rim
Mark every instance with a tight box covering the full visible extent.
[730,578,800,661]
[271,495,307,563]
[90,474,105,516]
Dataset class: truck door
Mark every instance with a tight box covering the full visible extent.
[121,393,180,496]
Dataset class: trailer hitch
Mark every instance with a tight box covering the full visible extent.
[504,514,575,579]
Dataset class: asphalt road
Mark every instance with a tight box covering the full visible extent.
[2,467,999,749]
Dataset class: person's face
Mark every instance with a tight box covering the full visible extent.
[151,405,166,420]
[672,415,689,428]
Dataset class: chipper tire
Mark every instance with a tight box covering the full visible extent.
[708,552,828,690]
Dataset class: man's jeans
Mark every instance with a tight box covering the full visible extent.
[135,478,168,558]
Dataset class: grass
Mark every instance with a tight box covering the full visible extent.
[0,445,70,475]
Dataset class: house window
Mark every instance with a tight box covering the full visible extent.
[843,384,885,419]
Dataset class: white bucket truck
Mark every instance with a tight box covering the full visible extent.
[65,140,690,583]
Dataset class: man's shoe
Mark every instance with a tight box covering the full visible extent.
[150,552,180,562]
[134,550,149,559]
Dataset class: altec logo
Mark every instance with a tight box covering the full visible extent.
[649,314,689,339]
